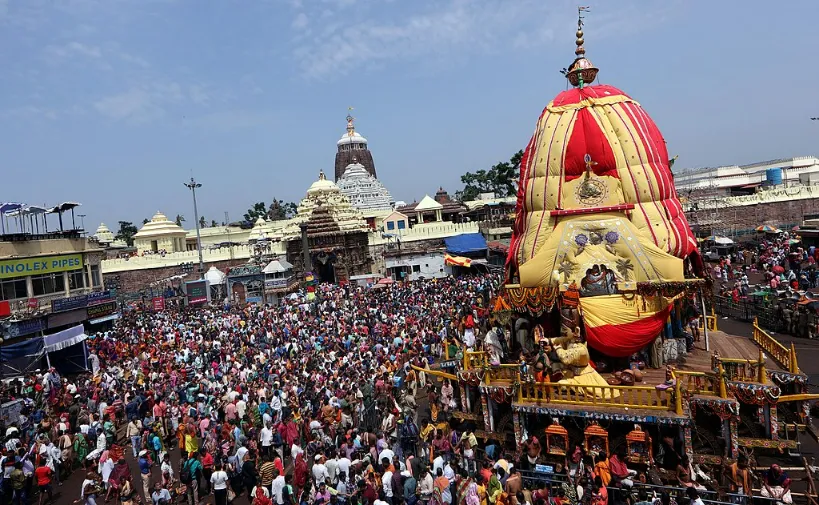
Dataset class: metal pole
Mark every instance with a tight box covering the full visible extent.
[184,178,205,277]
[300,223,311,274]
[700,288,710,352]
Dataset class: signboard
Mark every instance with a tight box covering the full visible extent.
[51,294,89,313]
[6,317,47,338]
[185,280,208,305]
[51,290,113,313]
[0,301,9,318]
[86,301,118,319]
[0,254,83,280]
[86,290,112,306]
[246,296,263,304]
[27,298,39,309]
[534,465,554,474]
[152,297,165,311]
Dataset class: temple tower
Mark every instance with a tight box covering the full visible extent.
[334,109,377,181]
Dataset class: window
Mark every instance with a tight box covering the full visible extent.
[386,221,395,230]
[91,265,101,287]
[397,220,406,229]
[0,278,27,301]
[412,265,421,273]
[31,273,65,296]
[68,269,86,290]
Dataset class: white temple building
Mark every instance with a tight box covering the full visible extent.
[337,162,394,212]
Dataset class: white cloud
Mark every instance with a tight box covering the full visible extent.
[193,110,272,132]
[93,80,216,123]
[188,84,210,105]
[292,0,668,79]
[94,88,163,122]
[45,41,102,62]
[292,12,308,29]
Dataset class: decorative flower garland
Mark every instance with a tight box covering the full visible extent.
[502,285,559,315]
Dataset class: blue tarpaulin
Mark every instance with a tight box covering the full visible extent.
[445,233,487,255]
[0,338,44,378]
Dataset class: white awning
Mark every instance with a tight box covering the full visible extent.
[43,324,88,353]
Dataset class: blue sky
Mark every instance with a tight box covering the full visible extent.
[1,0,818,232]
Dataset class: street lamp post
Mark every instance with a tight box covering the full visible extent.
[184,178,205,276]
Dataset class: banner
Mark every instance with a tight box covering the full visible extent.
[185,280,208,305]
[0,254,83,280]
[152,297,165,311]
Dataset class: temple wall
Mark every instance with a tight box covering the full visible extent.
[103,258,247,294]
[686,197,819,234]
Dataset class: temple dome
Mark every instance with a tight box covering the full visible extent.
[307,170,340,195]
[94,223,114,243]
[281,171,368,241]
[134,211,186,239]
[337,131,368,146]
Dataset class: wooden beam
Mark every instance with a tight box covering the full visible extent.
[778,393,819,403]
[411,364,457,381]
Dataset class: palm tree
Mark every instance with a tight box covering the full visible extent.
[615,258,634,281]
[175,214,185,226]
[199,216,206,229]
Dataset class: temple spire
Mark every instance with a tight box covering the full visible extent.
[566,6,599,89]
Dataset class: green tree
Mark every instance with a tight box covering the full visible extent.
[268,199,298,221]
[142,218,149,225]
[456,150,524,201]
[115,221,138,247]
[211,220,218,227]
[199,216,206,229]
[243,202,268,222]
[175,214,185,226]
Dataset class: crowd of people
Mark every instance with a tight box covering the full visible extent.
[0,273,801,505]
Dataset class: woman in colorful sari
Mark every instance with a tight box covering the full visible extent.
[74,429,89,470]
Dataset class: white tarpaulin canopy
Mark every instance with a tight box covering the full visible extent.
[263,259,293,274]
[204,266,226,285]
[43,324,88,353]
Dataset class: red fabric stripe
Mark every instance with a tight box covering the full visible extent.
[589,106,659,247]
[563,108,618,182]
[584,308,670,358]
[620,102,674,253]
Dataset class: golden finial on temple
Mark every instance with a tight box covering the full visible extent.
[346,107,355,135]
[566,6,598,89]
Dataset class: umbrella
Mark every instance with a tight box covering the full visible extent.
[789,239,801,245]
[756,225,781,233]
[377,277,395,285]
[772,265,785,274]
[704,235,734,245]
[792,226,801,231]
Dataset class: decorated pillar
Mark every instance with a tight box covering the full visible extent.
[770,404,779,441]
[729,417,739,459]
[513,411,523,446]
[683,426,693,458]
[488,397,496,431]
[460,383,468,411]
[480,389,490,431]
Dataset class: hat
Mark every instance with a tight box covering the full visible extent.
[139,450,148,457]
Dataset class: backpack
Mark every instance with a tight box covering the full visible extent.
[180,460,194,484]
